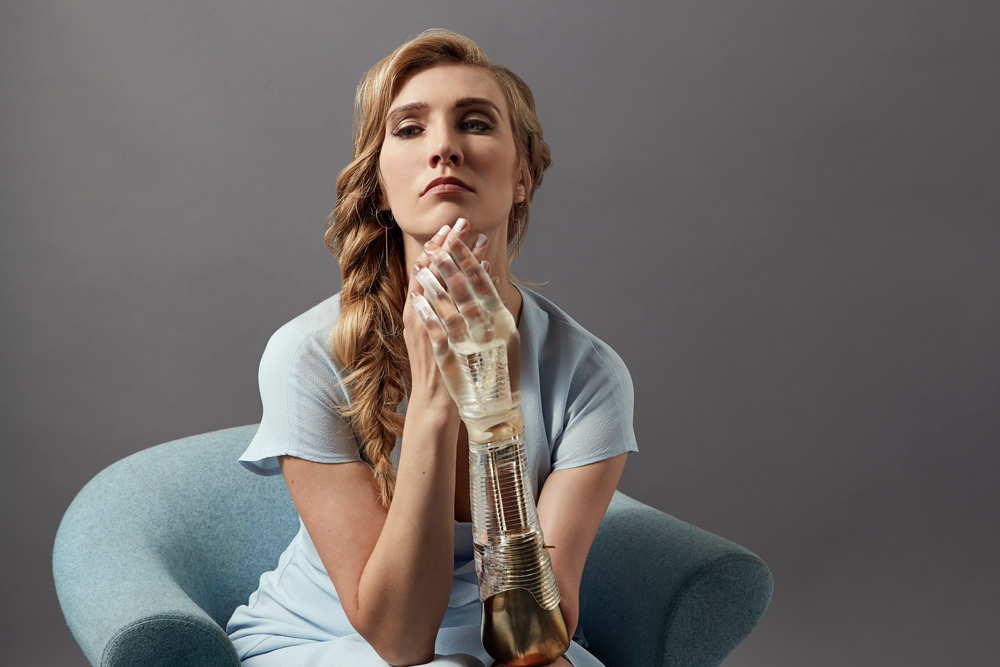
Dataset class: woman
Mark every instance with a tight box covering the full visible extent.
[227,30,637,667]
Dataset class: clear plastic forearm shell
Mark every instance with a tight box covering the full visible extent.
[414,246,569,666]
[468,406,569,667]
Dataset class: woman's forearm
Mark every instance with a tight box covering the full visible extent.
[354,393,460,665]
[536,454,629,640]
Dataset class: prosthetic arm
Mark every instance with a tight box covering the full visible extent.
[412,241,570,667]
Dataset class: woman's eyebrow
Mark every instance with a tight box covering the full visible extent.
[386,101,429,125]
[455,97,502,118]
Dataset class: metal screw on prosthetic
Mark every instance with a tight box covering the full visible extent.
[413,244,569,666]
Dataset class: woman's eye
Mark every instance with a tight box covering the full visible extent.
[393,124,422,139]
[463,118,495,133]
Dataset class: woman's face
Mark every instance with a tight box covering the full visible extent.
[379,63,525,243]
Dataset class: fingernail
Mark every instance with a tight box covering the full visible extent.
[437,224,451,237]
[454,218,468,233]
[474,234,487,248]
[481,260,490,274]
[412,264,420,275]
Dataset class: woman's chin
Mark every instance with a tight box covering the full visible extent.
[398,210,504,242]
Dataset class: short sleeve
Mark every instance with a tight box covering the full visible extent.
[239,306,362,476]
[521,290,639,470]
[549,332,639,471]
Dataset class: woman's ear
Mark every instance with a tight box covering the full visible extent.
[514,174,531,204]
[375,165,390,210]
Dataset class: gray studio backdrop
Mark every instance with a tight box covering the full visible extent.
[2,1,997,665]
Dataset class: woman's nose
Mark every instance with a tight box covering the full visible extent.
[428,125,463,168]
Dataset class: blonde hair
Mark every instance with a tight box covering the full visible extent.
[325,29,552,507]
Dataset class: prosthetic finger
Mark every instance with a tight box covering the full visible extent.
[415,268,472,348]
[410,292,449,356]
[419,241,447,288]
[431,224,451,245]
[471,234,489,263]
[431,247,495,345]
[412,224,452,273]
[445,237,505,315]
[411,293,475,405]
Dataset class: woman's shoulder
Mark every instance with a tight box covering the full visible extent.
[261,293,343,368]
[519,287,632,385]
[256,293,351,403]
[266,293,343,349]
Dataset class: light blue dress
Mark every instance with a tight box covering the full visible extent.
[226,287,639,666]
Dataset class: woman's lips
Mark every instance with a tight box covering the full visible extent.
[422,176,474,196]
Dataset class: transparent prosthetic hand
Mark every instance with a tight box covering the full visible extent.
[412,240,569,667]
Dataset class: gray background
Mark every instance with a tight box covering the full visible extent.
[2,1,998,665]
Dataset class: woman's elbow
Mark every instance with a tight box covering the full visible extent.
[355,617,437,666]
[370,639,436,667]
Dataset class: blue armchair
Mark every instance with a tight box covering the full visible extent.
[53,425,772,667]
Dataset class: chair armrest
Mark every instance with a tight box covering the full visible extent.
[579,491,773,667]
[53,451,241,667]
